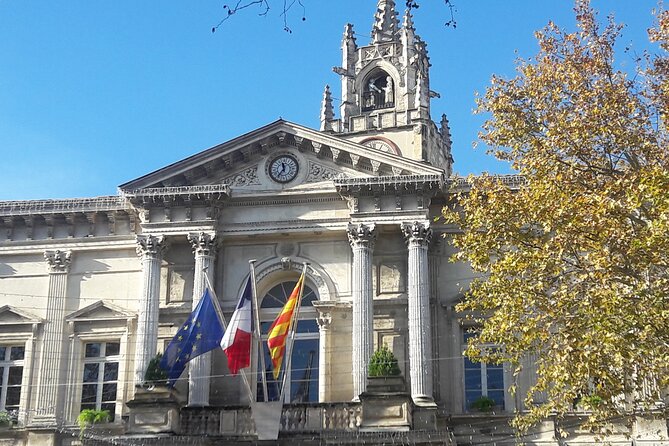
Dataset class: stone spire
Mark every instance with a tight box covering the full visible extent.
[371,0,399,43]
[320,85,334,131]
[402,7,415,31]
[440,114,452,148]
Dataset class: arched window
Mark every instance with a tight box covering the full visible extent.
[256,280,319,403]
[362,69,394,111]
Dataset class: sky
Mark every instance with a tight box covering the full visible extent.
[0,0,661,200]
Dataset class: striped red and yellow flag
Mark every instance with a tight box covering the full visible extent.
[267,273,305,379]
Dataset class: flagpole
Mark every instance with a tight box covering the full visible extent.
[203,270,255,404]
[249,260,269,402]
[279,262,309,403]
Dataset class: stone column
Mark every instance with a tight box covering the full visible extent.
[187,232,216,406]
[402,221,435,405]
[134,235,167,386]
[33,250,72,425]
[347,223,376,399]
[317,312,332,402]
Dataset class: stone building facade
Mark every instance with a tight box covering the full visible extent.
[0,1,667,445]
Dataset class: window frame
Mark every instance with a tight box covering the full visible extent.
[0,345,26,418]
[256,280,320,404]
[461,330,508,412]
[80,341,121,420]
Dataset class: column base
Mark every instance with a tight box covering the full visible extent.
[412,395,437,407]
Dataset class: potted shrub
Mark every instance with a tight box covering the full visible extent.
[143,353,169,388]
[366,345,406,393]
[0,411,13,429]
[470,395,496,412]
[77,409,110,438]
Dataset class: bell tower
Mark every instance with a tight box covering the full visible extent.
[321,0,453,174]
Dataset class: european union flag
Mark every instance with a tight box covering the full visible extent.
[160,288,224,386]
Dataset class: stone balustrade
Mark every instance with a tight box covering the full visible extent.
[180,403,362,436]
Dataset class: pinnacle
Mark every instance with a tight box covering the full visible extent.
[371,0,399,44]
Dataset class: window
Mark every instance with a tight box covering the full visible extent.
[463,332,505,411]
[81,342,120,420]
[0,345,25,419]
[257,281,319,403]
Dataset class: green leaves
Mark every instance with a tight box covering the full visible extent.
[446,0,669,434]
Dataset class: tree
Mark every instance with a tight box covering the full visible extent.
[444,0,669,434]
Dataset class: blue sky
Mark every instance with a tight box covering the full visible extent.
[0,0,660,200]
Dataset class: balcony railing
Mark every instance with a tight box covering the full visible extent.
[180,402,362,436]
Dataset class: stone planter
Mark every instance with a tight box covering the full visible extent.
[359,375,411,431]
[126,385,182,434]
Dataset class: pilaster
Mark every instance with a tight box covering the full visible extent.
[402,221,435,405]
[134,235,167,386]
[347,223,376,399]
[32,250,72,426]
[187,232,217,406]
[317,312,332,402]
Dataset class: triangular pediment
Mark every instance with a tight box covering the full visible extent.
[0,306,42,325]
[119,119,444,193]
[66,301,135,322]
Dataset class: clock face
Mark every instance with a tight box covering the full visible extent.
[362,138,400,155]
[268,155,299,183]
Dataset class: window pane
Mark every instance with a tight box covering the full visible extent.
[103,362,118,381]
[296,319,319,333]
[486,368,504,391]
[464,357,481,370]
[6,386,21,406]
[488,390,505,409]
[290,339,319,402]
[81,384,97,403]
[464,369,482,390]
[0,347,6,360]
[83,363,99,382]
[7,366,22,385]
[80,403,96,411]
[85,343,101,358]
[100,403,115,421]
[102,383,117,402]
[105,343,120,357]
[9,346,24,361]
[256,345,280,402]
[465,390,482,408]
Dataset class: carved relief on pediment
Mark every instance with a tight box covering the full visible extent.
[306,161,341,183]
[222,166,261,187]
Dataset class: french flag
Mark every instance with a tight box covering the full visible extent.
[220,277,253,375]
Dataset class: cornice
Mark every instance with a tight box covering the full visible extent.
[0,237,138,255]
[0,196,127,217]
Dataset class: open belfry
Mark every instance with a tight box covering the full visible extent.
[0,1,666,445]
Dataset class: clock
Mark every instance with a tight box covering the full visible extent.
[268,154,299,183]
[362,138,401,156]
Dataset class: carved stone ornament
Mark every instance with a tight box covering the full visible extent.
[223,166,261,187]
[44,250,72,273]
[402,221,432,246]
[306,161,340,183]
[317,313,333,330]
[347,223,377,249]
[188,232,217,257]
[135,234,167,259]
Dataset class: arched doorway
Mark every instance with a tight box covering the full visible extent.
[256,280,319,403]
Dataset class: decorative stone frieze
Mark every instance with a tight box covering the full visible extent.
[306,162,340,183]
[44,249,72,273]
[134,235,168,386]
[347,223,377,399]
[223,166,261,187]
[402,221,434,405]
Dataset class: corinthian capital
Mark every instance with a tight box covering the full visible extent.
[44,250,72,273]
[188,232,217,257]
[347,223,377,249]
[135,235,167,259]
[402,221,432,246]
